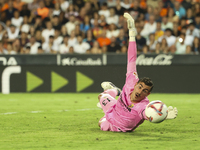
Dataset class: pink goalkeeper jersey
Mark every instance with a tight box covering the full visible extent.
[105,41,149,132]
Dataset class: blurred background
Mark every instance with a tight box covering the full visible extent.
[0,0,199,94]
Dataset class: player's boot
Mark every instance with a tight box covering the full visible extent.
[123,12,137,37]
[101,82,121,96]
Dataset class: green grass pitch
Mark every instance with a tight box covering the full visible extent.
[0,93,200,150]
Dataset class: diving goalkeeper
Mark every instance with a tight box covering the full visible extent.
[97,13,178,132]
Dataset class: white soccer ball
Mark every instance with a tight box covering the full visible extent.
[145,100,168,123]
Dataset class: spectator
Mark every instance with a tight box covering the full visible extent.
[186,22,200,38]
[59,35,70,54]
[172,22,181,37]
[192,36,200,54]
[92,19,102,38]
[80,15,93,34]
[160,38,169,53]
[42,20,55,43]
[155,42,161,54]
[52,15,62,30]
[11,10,23,28]
[42,35,54,53]
[68,30,77,48]
[7,24,20,42]
[114,0,126,16]
[158,0,168,17]
[19,32,29,51]
[59,0,69,12]
[194,13,200,29]
[101,45,107,53]
[98,2,110,19]
[185,45,193,54]
[90,40,102,54]
[74,35,90,54]
[182,0,193,11]
[142,45,149,54]
[186,8,194,24]
[65,15,77,35]
[37,1,49,19]
[136,26,146,52]
[32,15,43,31]
[154,21,164,40]
[167,7,175,23]
[28,0,39,11]
[99,14,109,29]
[180,26,194,46]
[60,25,68,37]
[0,24,6,41]
[140,15,157,38]
[192,2,200,16]
[129,0,145,20]
[145,5,154,21]
[116,29,127,47]
[35,30,43,44]
[173,1,186,19]
[158,28,176,47]
[4,42,16,54]
[175,33,187,54]
[26,36,41,54]
[75,24,84,37]
[13,0,26,11]
[52,3,61,16]
[117,15,126,29]
[120,45,127,53]
[4,0,17,19]
[20,4,30,17]
[107,36,121,53]
[97,29,111,47]
[120,0,131,10]
[53,29,63,48]
[83,29,95,48]
[37,46,44,54]
[161,16,173,31]
[65,4,79,20]
[44,0,54,9]
[106,23,119,39]
[147,33,157,53]
[90,11,100,25]
[106,8,119,25]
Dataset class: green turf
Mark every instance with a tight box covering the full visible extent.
[0,93,199,150]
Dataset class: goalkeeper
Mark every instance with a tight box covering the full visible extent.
[97,13,178,132]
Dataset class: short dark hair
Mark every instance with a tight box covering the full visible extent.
[138,77,154,92]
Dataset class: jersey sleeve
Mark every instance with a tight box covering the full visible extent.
[126,41,137,77]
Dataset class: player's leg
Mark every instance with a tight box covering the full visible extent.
[98,93,117,113]
[101,82,121,96]
[97,82,121,109]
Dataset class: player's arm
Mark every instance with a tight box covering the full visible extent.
[123,13,138,76]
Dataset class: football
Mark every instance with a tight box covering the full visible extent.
[145,100,168,123]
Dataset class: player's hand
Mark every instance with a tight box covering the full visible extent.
[124,13,135,30]
[166,106,178,120]
[123,13,137,37]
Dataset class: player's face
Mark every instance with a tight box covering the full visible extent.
[131,82,151,102]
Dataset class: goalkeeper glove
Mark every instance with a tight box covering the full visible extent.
[166,106,178,120]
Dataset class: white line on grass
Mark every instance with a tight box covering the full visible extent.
[1,112,17,115]
[30,111,43,113]
[1,108,100,115]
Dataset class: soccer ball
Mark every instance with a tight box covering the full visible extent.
[145,100,168,123]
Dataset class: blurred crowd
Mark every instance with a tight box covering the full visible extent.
[0,0,199,55]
